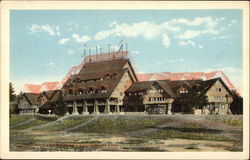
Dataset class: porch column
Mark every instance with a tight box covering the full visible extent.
[73,101,79,115]
[162,105,167,114]
[167,103,172,114]
[116,105,120,114]
[93,100,100,115]
[82,100,89,115]
[104,99,111,114]
[227,103,232,114]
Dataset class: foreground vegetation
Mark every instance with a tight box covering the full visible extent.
[10,114,243,152]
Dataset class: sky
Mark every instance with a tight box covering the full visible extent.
[10,10,243,93]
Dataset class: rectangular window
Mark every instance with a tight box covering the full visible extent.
[221,105,225,109]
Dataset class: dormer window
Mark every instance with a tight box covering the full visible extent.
[79,88,83,95]
[113,72,118,78]
[69,89,73,95]
[101,86,107,93]
[89,87,94,94]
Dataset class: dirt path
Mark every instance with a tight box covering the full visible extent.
[10,117,35,129]
[65,116,100,133]
[26,115,78,131]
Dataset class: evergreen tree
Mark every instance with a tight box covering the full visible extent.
[9,82,16,102]
[54,91,67,116]
[230,90,243,115]
[186,86,208,111]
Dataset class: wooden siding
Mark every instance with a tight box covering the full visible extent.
[206,80,233,103]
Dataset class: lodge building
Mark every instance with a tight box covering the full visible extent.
[17,51,234,115]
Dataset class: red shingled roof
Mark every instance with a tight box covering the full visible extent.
[23,81,60,94]
[23,84,41,93]
[136,71,238,93]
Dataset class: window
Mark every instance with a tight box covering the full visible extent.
[158,89,163,93]
[79,89,83,95]
[69,89,73,94]
[221,104,225,109]
[101,86,107,93]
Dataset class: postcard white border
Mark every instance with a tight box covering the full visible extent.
[1,1,249,159]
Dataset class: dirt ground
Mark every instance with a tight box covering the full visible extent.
[10,114,243,152]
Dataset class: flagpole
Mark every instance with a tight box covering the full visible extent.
[89,49,91,62]
[112,44,114,59]
[108,44,111,60]
[126,43,128,59]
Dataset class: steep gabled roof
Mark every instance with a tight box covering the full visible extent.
[126,81,155,92]
[23,84,41,93]
[79,59,129,75]
[22,81,60,94]
[157,80,177,98]
[125,80,177,98]
[201,78,233,95]
[64,68,129,100]
[40,82,60,91]
[136,71,238,93]
[23,93,40,105]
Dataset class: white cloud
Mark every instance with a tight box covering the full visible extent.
[228,20,237,26]
[29,24,60,36]
[58,38,69,44]
[45,61,55,66]
[68,49,75,54]
[212,35,229,40]
[162,33,170,48]
[198,45,203,49]
[131,51,139,54]
[178,40,202,49]
[94,21,180,41]
[72,34,91,43]
[156,61,163,64]
[170,17,224,28]
[94,16,227,49]
[168,59,185,63]
[176,30,201,39]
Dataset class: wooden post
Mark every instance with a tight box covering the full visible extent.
[104,99,111,114]
[82,100,89,115]
[167,103,172,114]
[73,101,78,115]
[116,105,120,114]
[93,100,100,115]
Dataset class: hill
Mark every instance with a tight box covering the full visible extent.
[10,114,243,152]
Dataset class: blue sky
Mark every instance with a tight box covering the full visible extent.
[10,10,243,93]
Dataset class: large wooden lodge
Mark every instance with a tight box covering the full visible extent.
[18,50,234,115]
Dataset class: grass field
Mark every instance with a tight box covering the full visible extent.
[10,114,243,152]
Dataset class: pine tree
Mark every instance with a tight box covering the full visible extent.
[186,86,208,111]
[54,91,67,116]
[230,90,243,115]
[9,82,16,102]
